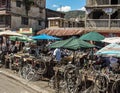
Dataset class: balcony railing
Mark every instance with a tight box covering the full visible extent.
[111,19,120,27]
[86,19,120,28]
[86,19,108,27]
[86,0,120,6]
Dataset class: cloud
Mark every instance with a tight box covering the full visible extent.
[78,7,86,11]
[52,4,58,8]
[57,6,71,12]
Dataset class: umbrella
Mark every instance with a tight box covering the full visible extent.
[49,37,95,50]
[96,43,120,57]
[0,30,22,36]
[80,31,105,41]
[10,36,35,42]
[101,37,120,43]
[31,34,60,40]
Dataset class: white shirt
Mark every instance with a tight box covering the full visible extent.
[53,48,61,62]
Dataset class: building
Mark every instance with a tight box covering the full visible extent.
[37,16,84,36]
[37,9,85,37]
[0,0,46,33]
[85,0,120,36]
[48,17,83,28]
[45,8,65,27]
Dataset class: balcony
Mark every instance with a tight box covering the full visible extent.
[86,19,120,29]
[111,19,120,28]
[86,0,120,7]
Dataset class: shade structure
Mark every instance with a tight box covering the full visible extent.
[49,37,95,50]
[96,43,120,57]
[32,34,60,40]
[10,36,35,42]
[101,37,120,43]
[0,30,22,36]
[80,32,105,41]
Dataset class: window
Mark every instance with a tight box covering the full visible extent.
[2,0,6,5]
[38,20,42,26]
[21,17,28,25]
[16,1,22,7]
[0,16,5,23]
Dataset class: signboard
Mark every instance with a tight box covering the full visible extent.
[19,28,32,34]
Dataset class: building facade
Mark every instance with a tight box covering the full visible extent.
[85,0,120,36]
[48,17,84,28]
[0,0,46,33]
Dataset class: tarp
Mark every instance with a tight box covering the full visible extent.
[32,34,60,40]
[10,36,35,42]
[49,37,95,50]
[0,30,22,36]
[80,31,105,41]
[101,37,120,43]
[96,43,120,57]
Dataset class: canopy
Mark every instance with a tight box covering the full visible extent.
[32,34,60,40]
[49,37,95,50]
[10,36,35,42]
[101,37,120,43]
[80,32,105,41]
[96,43,120,57]
[0,30,22,36]
[37,28,84,36]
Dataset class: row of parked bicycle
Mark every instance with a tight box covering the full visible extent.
[0,51,120,93]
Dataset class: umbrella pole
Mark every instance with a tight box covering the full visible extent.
[91,48,94,63]
[72,51,75,64]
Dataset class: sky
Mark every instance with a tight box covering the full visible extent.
[46,0,86,12]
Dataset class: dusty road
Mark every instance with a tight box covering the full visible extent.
[0,74,39,93]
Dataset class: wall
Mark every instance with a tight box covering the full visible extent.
[10,0,46,31]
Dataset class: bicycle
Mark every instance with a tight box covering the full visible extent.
[111,74,120,93]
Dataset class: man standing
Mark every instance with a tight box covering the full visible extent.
[53,48,61,63]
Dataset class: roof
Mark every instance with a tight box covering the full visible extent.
[37,28,84,36]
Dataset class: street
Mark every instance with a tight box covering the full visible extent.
[0,74,39,93]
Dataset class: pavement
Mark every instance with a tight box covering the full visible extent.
[0,68,55,93]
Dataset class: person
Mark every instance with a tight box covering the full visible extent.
[53,48,61,63]
[109,56,119,71]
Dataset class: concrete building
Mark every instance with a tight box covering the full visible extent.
[48,17,83,28]
[85,0,120,36]
[0,0,46,33]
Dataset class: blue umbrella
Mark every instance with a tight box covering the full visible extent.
[32,34,60,40]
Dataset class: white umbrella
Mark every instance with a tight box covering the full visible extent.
[96,43,120,57]
[101,37,120,44]
[0,30,22,36]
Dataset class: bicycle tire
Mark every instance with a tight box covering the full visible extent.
[48,76,55,88]
[26,69,35,81]
[35,60,47,75]
[112,79,120,93]
[95,74,109,92]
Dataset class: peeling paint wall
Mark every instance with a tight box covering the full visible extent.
[10,0,46,31]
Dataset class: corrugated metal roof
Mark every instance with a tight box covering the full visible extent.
[37,28,84,36]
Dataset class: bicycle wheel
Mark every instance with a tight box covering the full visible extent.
[112,79,120,93]
[64,68,81,93]
[48,76,55,89]
[26,69,35,81]
[95,74,109,92]
[19,66,28,79]
[37,61,47,75]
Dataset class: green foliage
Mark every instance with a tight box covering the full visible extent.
[64,10,85,19]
